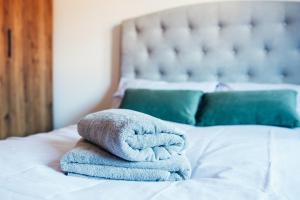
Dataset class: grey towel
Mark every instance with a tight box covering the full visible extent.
[60,139,191,181]
[78,109,186,162]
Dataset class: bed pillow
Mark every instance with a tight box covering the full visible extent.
[216,82,300,114]
[111,78,217,108]
[196,90,300,128]
[120,89,203,125]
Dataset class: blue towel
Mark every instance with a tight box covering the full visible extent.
[77,109,186,162]
[60,139,191,181]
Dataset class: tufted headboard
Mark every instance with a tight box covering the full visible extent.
[120,1,300,84]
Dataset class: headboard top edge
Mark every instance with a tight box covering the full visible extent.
[120,1,300,85]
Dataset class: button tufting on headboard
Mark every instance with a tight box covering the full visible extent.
[135,24,141,35]
[186,70,193,78]
[216,70,224,79]
[249,19,257,29]
[232,46,239,56]
[283,16,292,26]
[281,68,289,78]
[217,21,226,30]
[159,68,166,76]
[246,68,255,79]
[173,47,180,55]
[201,46,209,55]
[263,44,272,55]
[160,21,167,33]
[121,1,300,84]
[134,68,140,77]
[146,47,153,56]
[188,21,195,31]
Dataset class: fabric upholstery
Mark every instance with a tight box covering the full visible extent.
[196,90,300,128]
[120,89,203,125]
[121,1,300,84]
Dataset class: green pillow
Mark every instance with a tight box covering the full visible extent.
[120,89,203,125]
[196,90,300,128]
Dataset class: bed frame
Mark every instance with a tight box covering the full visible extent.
[120,1,300,84]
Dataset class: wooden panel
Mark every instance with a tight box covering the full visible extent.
[7,0,27,136]
[0,0,9,138]
[0,0,52,139]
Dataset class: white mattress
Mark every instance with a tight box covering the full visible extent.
[0,124,300,200]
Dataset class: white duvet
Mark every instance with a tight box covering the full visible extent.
[0,124,300,200]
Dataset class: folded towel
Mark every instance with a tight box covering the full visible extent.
[60,139,191,181]
[77,109,186,162]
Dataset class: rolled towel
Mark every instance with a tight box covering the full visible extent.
[78,109,186,162]
[60,139,191,181]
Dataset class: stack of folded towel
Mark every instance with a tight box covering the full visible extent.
[60,109,191,181]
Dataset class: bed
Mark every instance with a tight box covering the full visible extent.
[1,1,300,200]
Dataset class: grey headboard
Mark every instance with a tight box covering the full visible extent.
[121,1,300,84]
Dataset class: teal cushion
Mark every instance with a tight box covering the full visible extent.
[120,89,203,125]
[196,90,300,128]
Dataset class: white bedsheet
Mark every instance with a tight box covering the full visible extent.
[0,124,300,200]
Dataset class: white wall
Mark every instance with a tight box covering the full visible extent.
[53,0,215,128]
[53,0,295,128]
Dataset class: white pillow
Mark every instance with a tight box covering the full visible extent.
[111,78,218,108]
[220,82,300,114]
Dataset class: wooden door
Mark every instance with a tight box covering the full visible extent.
[0,0,9,138]
[0,0,52,139]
